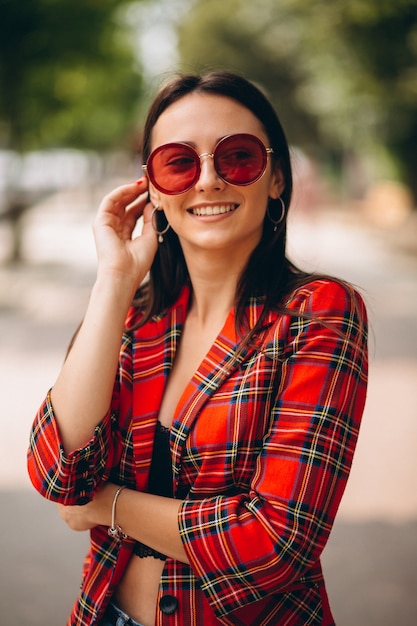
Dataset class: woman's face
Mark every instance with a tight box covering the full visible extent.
[148,93,284,259]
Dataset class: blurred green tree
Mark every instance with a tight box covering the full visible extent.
[177,0,417,202]
[0,0,144,151]
[0,0,145,261]
[177,0,322,150]
[340,0,417,202]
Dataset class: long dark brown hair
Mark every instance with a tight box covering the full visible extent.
[134,71,339,343]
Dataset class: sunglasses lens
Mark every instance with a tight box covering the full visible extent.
[215,134,267,186]
[146,134,269,194]
[147,143,199,194]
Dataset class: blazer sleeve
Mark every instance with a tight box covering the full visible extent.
[178,280,368,617]
[27,331,133,505]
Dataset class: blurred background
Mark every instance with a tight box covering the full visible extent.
[1,0,416,624]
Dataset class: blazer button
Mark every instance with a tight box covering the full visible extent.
[159,594,178,615]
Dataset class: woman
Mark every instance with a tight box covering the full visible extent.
[28,71,368,625]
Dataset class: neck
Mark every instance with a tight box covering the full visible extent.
[182,247,248,327]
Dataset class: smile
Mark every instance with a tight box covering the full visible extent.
[189,204,238,216]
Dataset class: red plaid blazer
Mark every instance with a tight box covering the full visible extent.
[28,279,368,625]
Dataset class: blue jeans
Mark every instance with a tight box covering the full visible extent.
[100,603,145,626]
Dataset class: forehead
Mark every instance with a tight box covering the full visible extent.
[151,92,267,147]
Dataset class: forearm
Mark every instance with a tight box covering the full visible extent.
[51,272,137,453]
[118,489,189,564]
[84,485,189,564]
[49,179,157,454]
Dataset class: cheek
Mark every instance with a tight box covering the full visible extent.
[159,199,185,228]
[248,184,270,214]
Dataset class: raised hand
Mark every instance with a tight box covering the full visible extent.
[49,178,159,454]
[93,177,158,291]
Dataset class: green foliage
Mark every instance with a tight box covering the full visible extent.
[177,0,322,149]
[339,0,417,193]
[177,0,417,198]
[0,0,144,151]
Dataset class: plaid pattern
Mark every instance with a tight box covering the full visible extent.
[27,279,368,625]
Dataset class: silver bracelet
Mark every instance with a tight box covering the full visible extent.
[108,486,127,540]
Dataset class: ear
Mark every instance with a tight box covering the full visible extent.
[148,184,161,208]
[268,166,285,200]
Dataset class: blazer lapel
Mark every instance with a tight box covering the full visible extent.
[131,286,190,490]
[170,298,273,480]
[130,287,277,490]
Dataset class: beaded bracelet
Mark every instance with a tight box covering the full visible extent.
[108,486,127,539]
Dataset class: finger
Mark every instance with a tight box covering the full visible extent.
[142,201,156,229]
[120,195,153,241]
[95,181,150,241]
[100,178,149,214]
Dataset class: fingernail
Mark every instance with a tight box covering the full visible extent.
[135,177,145,185]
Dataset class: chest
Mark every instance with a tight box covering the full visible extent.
[157,314,232,428]
[130,335,282,496]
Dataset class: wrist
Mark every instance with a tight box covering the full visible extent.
[89,274,138,327]
[94,269,139,301]
[107,485,128,540]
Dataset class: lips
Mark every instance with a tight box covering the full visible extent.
[189,203,238,216]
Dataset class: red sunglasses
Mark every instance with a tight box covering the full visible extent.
[142,133,274,195]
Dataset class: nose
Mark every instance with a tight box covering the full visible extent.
[199,152,215,161]
[195,152,224,190]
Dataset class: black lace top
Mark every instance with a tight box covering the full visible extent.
[133,421,172,560]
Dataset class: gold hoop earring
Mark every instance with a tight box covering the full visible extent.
[266,197,285,231]
[151,206,170,243]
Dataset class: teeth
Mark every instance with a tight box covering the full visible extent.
[191,204,236,216]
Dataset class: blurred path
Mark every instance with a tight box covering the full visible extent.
[287,204,417,522]
[1,186,416,624]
